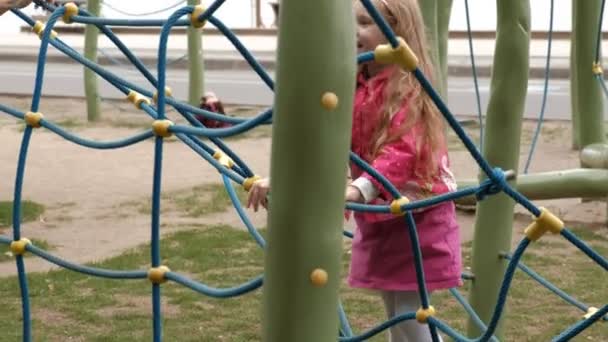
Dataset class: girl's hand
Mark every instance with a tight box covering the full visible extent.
[344,185,363,221]
[247,177,270,212]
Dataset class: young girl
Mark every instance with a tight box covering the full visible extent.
[248,0,461,340]
[198,92,233,129]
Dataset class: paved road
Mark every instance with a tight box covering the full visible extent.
[1,60,607,120]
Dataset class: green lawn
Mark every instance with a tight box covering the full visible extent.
[0,224,605,341]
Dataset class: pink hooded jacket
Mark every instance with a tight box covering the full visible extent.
[348,67,462,291]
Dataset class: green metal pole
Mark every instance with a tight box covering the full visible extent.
[261,0,356,341]
[84,0,100,121]
[573,0,604,150]
[188,0,204,106]
[466,0,530,339]
[570,1,580,149]
[420,0,445,98]
[437,0,453,100]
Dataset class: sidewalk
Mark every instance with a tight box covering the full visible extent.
[1,30,608,79]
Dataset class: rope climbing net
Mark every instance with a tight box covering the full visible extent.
[0,1,606,341]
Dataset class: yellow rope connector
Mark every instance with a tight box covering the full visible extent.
[24,111,44,128]
[321,92,339,111]
[389,197,410,216]
[190,5,206,28]
[62,2,79,24]
[415,306,436,323]
[126,90,151,109]
[10,238,32,256]
[524,207,564,242]
[32,21,58,40]
[310,268,328,288]
[592,63,604,76]
[243,175,262,191]
[148,265,171,284]
[153,86,173,104]
[213,150,235,169]
[152,120,174,138]
[374,37,419,72]
[583,307,603,320]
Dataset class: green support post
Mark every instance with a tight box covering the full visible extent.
[261,0,356,341]
[188,0,204,106]
[84,0,101,121]
[437,0,453,100]
[420,0,452,99]
[572,0,605,150]
[570,2,579,149]
[419,0,443,98]
[466,0,530,339]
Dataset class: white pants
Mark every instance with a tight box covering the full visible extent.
[380,291,443,342]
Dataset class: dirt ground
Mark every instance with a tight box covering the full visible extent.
[0,94,606,276]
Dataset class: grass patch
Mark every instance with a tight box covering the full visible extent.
[0,224,605,341]
[120,183,248,217]
[0,201,45,227]
[0,239,52,263]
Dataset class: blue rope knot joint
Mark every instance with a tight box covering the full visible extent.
[148,266,171,284]
[24,111,44,128]
[10,238,32,256]
[190,5,206,28]
[475,168,509,201]
[62,2,79,24]
[415,306,436,323]
[390,196,410,216]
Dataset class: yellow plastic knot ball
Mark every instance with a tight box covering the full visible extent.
[190,5,206,28]
[310,268,328,287]
[389,197,410,216]
[62,2,79,23]
[24,111,44,128]
[126,90,150,109]
[10,238,32,256]
[415,306,436,323]
[592,63,604,76]
[32,21,58,40]
[375,37,418,71]
[321,92,339,111]
[213,150,235,169]
[148,265,171,284]
[153,86,173,103]
[152,120,174,138]
[243,175,262,191]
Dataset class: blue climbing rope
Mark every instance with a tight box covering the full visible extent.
[463,0,484,152]
[523,0,555,174]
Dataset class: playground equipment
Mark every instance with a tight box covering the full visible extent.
[0,0,606,341]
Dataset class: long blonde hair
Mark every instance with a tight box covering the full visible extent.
[358,0,446,181]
